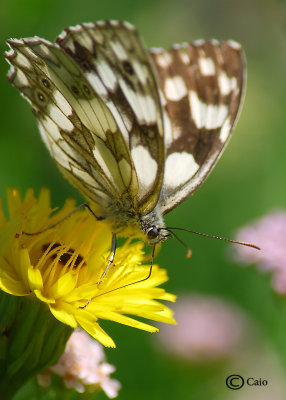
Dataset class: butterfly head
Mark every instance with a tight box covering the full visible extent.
[140,208,169,245]
[145,225,169,245]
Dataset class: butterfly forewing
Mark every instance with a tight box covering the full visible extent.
[56,21,165,215]
[150,40,246,214]
[6,22,165,224]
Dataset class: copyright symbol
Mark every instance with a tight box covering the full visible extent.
[226,374,244,390]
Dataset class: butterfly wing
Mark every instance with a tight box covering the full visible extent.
[6,21,164,218]
[150,40,246,214]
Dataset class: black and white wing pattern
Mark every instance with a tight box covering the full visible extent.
[5,21,164,223]
[150,40,245,214]
[5,21,246,245]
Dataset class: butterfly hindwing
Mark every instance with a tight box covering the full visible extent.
[150,40,246,214]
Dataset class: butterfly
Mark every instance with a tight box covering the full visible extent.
[5,20,245,247]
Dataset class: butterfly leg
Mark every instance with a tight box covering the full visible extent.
[94,244,155,293]
[79,234,117,309]
[23,202,103,236]
[79,242,154,309]
[97,233,117,284]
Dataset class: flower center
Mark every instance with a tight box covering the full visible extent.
[42,243,85,269]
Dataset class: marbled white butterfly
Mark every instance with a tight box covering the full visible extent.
[5,20,246,248]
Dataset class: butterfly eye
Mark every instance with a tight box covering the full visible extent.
[147,226,159,240]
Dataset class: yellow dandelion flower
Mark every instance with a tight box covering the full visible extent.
[0,188,176,348]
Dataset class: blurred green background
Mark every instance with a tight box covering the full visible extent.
[2,0,286,399]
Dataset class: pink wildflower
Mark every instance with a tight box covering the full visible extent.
[234,210,286,294]
[38,329,121,397]
[156,294,246,362]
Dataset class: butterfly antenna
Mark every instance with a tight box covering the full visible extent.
[163,228,192,258]
[165,227,260,250]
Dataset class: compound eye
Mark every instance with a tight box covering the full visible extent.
[147,226,159,240]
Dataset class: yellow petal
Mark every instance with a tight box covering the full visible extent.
[0,277,30,295]
[37,188,51,211]
[6,188,22,218]
[159,293,177,302]
[76,311,116,348]
[0,215,22,257]
[94,309,159,332]
[23,187,36,204]
[28,267,43,291]
[64,284,98,302]
[50,303,78,328]
[18,249,32,289]
[48,272,77,299]
[34,289,55,303]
